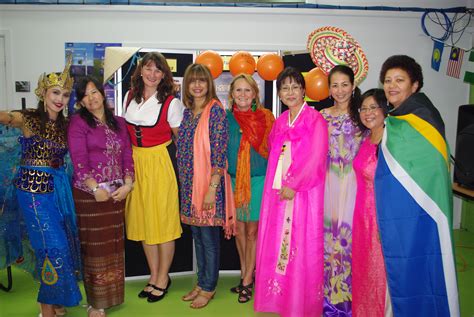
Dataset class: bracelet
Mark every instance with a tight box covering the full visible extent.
[91,185,99,193]
[209,182,219,189]
[211,167,224,176]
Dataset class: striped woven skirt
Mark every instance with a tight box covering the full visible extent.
[73,188,125,309]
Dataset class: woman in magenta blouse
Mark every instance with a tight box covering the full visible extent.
[68,76,134,317]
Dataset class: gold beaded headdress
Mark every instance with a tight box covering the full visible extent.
[35,54,74,101]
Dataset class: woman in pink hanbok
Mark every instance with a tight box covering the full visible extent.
[352,89,390,317]
[254,67,328,317]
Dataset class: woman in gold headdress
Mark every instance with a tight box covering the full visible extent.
[0,59,82,317]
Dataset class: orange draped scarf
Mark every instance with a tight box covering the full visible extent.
[232,105,274,214]
[192,99,236,236]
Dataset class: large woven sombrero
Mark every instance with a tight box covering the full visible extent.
[307,26,369,85]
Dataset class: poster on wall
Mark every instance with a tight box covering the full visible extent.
[173,77,183,101]
[65,42,121,112]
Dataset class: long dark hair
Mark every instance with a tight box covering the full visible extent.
[130,52,175,104]
[33,102,68,135]
[75,76,119,131]
[328,65,361,128]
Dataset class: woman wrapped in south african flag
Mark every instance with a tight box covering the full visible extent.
[375,55,459,317]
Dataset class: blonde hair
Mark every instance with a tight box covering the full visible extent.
[182,64,218,110]
[228,74,263,109]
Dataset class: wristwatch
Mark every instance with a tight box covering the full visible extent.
[209,182,219,189]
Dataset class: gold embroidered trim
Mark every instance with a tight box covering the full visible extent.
[23,112,67,146]
[15,168,52,194]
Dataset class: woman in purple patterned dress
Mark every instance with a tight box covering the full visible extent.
[321,65,363,316]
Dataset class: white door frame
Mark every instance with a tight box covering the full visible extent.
[0,30,13,110]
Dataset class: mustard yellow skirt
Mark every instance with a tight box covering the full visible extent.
[125,141,182,244]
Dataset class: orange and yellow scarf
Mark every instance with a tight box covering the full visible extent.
[232,104,274,213]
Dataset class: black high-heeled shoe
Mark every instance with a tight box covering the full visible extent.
[230,278,243,294]
[238,282,254,303]
[147,276,171,303]
[138,283,153,298]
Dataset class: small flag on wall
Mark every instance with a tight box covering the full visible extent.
[446,46,464,78]
[431,40,444,71]
[463,51,474,84]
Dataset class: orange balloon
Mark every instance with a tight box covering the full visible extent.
[195,50,223,79]
[304,67,329,101]
[229,51,256,76]
[257,53,284,81]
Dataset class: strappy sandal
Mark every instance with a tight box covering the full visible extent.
[87,306,106,317]
[230,278,243,293]
[190,290,216,309]
[238,283,253,303]
[182,285,202,301]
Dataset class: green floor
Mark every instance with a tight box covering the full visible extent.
[1,229,473,317]
[455,229,474,317]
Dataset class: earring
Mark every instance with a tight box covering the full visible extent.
[251,99,257,112]
[352,90,355,97]
[44,102,47,112]
[63,105,68,118]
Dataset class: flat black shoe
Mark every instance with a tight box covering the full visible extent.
[230,278,243,294]
[138,283,153,298]
[147,285,167,303]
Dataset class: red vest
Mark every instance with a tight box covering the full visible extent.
[125,93,174,147]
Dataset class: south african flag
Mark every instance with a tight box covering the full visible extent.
[375,93,459,316]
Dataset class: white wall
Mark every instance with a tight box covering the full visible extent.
[0,4,471,225]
